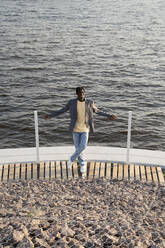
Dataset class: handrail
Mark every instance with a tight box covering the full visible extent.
[34,111,40,164]
[127,111,132,164]
[34,110,133,164]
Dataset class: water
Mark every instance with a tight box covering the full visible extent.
[0,0,165,151]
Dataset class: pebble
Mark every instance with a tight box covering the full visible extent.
[13,230,24,242]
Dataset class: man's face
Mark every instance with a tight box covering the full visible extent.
[77,89,85,102]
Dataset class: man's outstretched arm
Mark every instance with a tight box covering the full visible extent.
[92,101,116,120]
[45,101,70,119]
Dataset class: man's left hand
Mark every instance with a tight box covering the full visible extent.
[107,114,117,121]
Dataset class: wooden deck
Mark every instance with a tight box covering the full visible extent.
[0,161,164,186]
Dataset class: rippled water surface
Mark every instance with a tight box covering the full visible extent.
[0,0,165,150]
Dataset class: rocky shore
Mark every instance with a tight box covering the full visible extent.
[0,178,164,248]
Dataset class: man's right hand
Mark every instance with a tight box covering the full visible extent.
[44,114,50,120]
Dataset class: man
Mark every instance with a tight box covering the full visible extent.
[45,87,116,173]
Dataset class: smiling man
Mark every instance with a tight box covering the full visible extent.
[45,87,116,173]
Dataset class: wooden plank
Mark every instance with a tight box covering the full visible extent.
[151,166,158,184]
[3,164,9,182]
[21,163,26,180]
[45,161,50,179]
[33,162,38,179]
[27,163,32,180]
[94,162,100,178]
[39,162,45,179]
[9,163,15,181]
[118,163,123,180]
[15,163,20,180]
[146,166,152,183]
[100,162,105,178]
[135,165,140,181]
[106,162,111,178]
[67,162,73,179]
[124,164,128,180]
[129,164,134,180]
[140,165,146,182]
[82,162,87,178]
[62,161,67,179]
[0,164,3,182]
[56,161,61,179]
[157,167,165,186]
[112,163,118,179]
[73,162,78,178]
[88,162,95,180]
[50,161,55,179]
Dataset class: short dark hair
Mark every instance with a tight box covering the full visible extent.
[76,87,85,95]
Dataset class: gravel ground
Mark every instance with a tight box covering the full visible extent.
[0,179,165,248]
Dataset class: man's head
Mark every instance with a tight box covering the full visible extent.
[76,87,85,102]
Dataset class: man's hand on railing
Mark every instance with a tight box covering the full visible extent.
[107,114,117,121]
[44,114,50,120]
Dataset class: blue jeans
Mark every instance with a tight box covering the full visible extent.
[70,132,89,166]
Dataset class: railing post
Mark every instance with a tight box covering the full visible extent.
[126,111,132,164]
[34,111,40,164]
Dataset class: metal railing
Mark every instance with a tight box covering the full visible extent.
[34,110,133,164]
[34,111,40,164]
[127,111,132,164]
